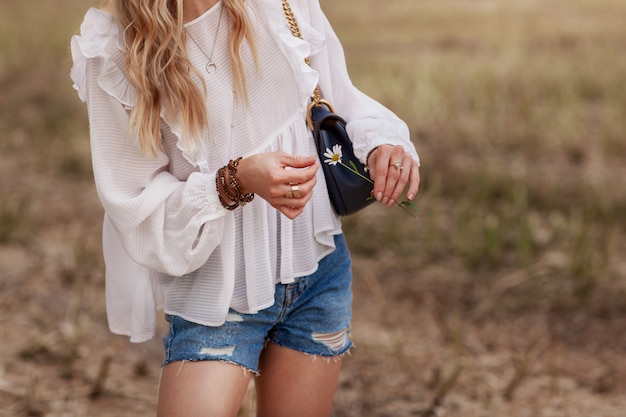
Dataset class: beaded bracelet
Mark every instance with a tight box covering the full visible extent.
[365,144,394,172]
[228,157,255,205]
[215,157,255,210]
[216,166,239,211]
[364,146,380,172]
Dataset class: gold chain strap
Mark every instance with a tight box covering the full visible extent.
[281,0,323,107]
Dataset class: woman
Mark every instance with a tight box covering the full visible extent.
[71,0,420,415]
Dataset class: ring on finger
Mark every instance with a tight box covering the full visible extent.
[285,190,294,198]
[291,185,302,198]
[390,161,401,170]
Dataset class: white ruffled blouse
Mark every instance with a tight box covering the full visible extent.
[70,0,419,342]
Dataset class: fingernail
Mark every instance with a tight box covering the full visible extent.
[382,196,389,205]
[376,192,383,201]
[408,193,414,201]
[388,199,396,207]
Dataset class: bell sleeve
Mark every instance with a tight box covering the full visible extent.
[83,56,227,277]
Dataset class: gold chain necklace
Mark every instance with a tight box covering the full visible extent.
[186,4,224,75]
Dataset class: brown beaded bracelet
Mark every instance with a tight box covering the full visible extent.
[215,157,255,210]
[365,144,394,172]
[364,146,380,172]
[216,166,239,211]
[228,157,255,205]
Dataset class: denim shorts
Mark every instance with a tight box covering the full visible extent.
[162,234,353,374]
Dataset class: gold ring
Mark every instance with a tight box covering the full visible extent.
[391,161,401,170]
[285,191,294,198]
[291,185,302,198]
[400,166,404,170]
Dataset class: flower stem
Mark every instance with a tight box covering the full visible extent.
[339,162,373,184]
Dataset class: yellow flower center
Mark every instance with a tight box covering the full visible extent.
[332,154,339,162]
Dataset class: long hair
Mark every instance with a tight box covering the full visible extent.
[110,0,257,156]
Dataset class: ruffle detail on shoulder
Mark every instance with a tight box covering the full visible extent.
[163,115,202,173]
[70,8,136,107]
[256,0,324,107]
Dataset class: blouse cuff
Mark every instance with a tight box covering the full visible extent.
[348,118,420,167]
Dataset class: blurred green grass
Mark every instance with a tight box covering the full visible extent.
[2,0,626,317]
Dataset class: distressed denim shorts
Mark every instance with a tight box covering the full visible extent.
[162,234,353,374]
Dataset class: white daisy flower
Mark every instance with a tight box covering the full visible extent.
[323,144,343,166]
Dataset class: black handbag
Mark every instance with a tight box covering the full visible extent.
[283,0,374,216]
[308,103,375,216]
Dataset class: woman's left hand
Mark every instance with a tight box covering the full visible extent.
[367,144,420,207]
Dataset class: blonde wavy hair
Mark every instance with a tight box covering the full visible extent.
[110,0,257,156]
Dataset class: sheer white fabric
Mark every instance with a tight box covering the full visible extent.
[70,0,419,342]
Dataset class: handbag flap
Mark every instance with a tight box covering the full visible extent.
[310,105,374,216]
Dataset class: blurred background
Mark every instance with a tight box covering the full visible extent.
[1,0,625,415]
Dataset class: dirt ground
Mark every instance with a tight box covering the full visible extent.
[0,176,625,417]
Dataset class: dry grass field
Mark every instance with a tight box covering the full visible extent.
[1,0,625,415]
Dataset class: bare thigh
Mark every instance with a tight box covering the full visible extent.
[255,343,343,417]
[157,360,252,417]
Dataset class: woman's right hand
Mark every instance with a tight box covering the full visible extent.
[236,151,319,219]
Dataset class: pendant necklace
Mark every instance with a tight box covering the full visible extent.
[186,3,235,167]
[186,4,224,75]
